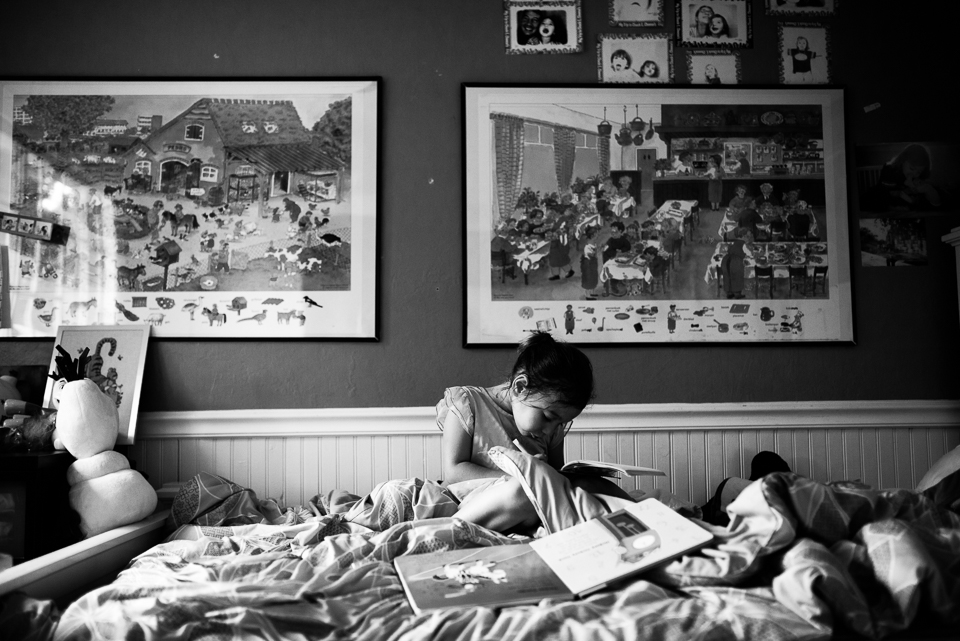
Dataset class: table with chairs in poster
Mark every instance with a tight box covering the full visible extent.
[704,240,830,298]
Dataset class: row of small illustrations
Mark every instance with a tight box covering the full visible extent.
[30,295,322,328]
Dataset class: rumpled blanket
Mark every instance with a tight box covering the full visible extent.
[52,459,960,641]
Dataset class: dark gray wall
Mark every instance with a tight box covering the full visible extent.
[2,1,957,410]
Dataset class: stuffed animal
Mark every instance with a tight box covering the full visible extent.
[3,347,156,538]
[49,379,157,537]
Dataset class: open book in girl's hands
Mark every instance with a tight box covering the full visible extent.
[560,460,666,479]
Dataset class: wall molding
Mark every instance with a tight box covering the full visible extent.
[137,399,960,439]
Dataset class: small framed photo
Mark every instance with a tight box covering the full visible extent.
[1,213,18,232]
[34,221,52,241]
[778,22,831,84]
[687,50,741,84]
[676,1,752,48]
[43,324,151,445]
[16,218,35,235]
[765,0,836,18]
[609,0,664,27]
[505,0,583,55]
[598,34,673,83]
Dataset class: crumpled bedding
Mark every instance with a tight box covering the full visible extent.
[52,458,960,641]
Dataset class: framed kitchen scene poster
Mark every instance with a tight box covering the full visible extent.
[0,78,380,339]
[463,84,853,345]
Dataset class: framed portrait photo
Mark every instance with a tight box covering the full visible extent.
[687,50,742,85]
[598,34,674,84]
[0,78,380,339]
[778,23,832,84]
[462,84,853,345]
[676,1,752,49]
[505,0,583,55]
[765,0,836,18]
[43,324,151,445]
[609,0,664,27]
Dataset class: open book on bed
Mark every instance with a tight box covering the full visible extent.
[395,498,712,613]
[560,459,666,479]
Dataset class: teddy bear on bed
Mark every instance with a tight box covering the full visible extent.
[20,346,157,538]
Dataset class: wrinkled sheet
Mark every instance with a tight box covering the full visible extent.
[53,467,960,641]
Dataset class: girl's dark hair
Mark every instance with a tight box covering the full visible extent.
[511,332,594,410]
[891,144,932,178]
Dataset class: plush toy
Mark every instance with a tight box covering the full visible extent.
[6,346,158,538]
[52,378,157,537]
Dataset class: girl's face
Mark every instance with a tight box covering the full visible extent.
[539,18,555,39]
[611,55,629,71]
[641,62,657,77]
[903,161,926,179]
[696,7,713,23]
[736,187,746,198]
[709,17,724,34]
[796,37,808,50]
[705,64,717,78]
[510,383,581,436]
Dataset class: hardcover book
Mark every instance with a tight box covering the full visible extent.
[560,459,666,479]
[395,498,712,612]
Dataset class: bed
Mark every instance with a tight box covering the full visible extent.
[16,446,960,640]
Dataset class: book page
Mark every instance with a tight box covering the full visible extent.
[530,499,712,596]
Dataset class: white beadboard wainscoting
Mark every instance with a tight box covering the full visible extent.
[130,400,960,508]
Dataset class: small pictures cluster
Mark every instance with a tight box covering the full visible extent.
[501,1,837,86]
[1,212,65,244]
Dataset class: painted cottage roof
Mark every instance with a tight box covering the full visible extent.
[205,98,313,147]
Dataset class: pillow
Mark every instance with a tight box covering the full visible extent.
[916,445,960,492]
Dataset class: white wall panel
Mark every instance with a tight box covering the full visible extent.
[133,401,960,508]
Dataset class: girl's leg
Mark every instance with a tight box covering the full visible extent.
[454,477,540,533]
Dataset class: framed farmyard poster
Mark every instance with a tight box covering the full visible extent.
[676,1,752,49]
[43,324,150,445]
[505,0,583,55]
[463,84,853,345]
[0,78,379,339]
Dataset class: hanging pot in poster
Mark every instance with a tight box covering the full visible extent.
[598,120,613,136]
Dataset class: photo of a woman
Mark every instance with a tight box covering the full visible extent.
[778,23,830,84]
[506,2,581,54]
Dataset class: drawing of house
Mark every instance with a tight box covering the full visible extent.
[121,98,344,214]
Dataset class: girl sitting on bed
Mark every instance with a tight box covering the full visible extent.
[438,331,631,534]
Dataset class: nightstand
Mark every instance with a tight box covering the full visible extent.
[0,451,82,564]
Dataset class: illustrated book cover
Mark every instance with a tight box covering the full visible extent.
[394,543,573,614]
[395,498,712,612]
[560,459,666,479]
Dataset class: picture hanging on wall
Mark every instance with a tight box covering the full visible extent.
[765,0,836,18]
[43,324,151,445]
[0,78,380,339]
[854,142,959,216]
[778,23,832,84]
[463,84,853,345]
[598,34,674,83]
[676,1,752,49]
[505,0,583,55]
[687,50,742,85]
[859,217,928,268]
[609,0,664,27]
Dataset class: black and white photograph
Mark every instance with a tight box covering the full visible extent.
[778,22,831,84]
[676,1,752,49]
[505,1,583,55]
[765,0,837,17]
[687,50,741,84]
[859,217,928,267]
[856,142,959,215]
[609,0,664,27]
[598,34,673,84]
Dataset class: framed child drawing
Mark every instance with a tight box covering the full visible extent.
[462,84,853,345]
[0,78,380,339]
[43,324,150,445]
